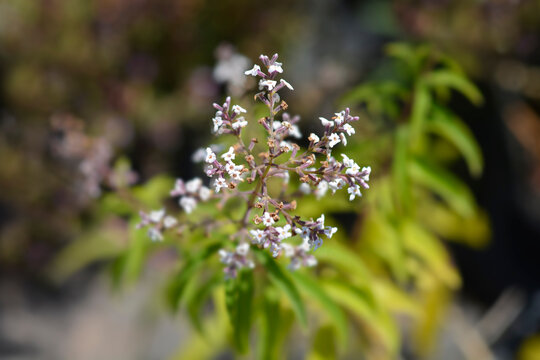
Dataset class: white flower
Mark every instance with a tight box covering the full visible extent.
[199,186,211,201]
[259,79,277,90]
[236,242,250,256]
[268,62,283,73]
[347,185,362,201]
[328,133,340,148]
[305,256,317,267]
[221,146,236,162]
[308,133,320,143]
[280,79,293,90]
[232,117,248,129]
[362,166,371,181]
[163,216,178,229]
[280,141,292,152]
[312,237,323,251]
[324,226,338,238]
[212,116,223,133]
[346,162,360,176]
[191,148,207,163]
[334,111,345,125]
[149,209,165,223]
[272,121,281,130]
[275,224,292,240]
[262,212,275,227]
[148,227,163,242]
[219,249,233,265]
[180,196,197,213]
[299,183,311,194]
[214,177,227,192]
[232,105,247,114]
[343,123,355,136]
[225,161,242,175]
[244,64,261,76]
[289,125,301,139]
[328,178,345,193]
[316,214,325,229]
[295,227,311,241]
[315,181,328,200]
[319,117,334,127]
[339,133,347,146]
[280,243,294,257]
[250,229,266,245]
[229,170,243,182]
[341,154,354,168]
[185,178,202,193]
[205,147,216,163]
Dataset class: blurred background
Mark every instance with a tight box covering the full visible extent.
[1,0,540,359]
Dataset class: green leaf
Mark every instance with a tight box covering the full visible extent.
[408,156,477,218]
[401,221,461,289]
[316,243,372,287]
[422,70,483,105]
[48,227,124,282]
[225,270,254,354]
[307,325,338,360]
[322,281,399,356]
[393,125,412,214]
[409,82,431,145]
[186,273,223,334]
[123,218,149,284]
[166,241,223,311]
[257,289,281,360]
[257,251,308,329]
[428,105,483,177]
[291,271,349,348]
[132,175,174,208]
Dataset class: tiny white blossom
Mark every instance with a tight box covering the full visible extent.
[280,243,294,257]
[334,111,345,125]
[148,227,163,242]
[312,237,323,251]
[250,229,266,245]
[272,121,281,130]
[236,242,250,256]
[328,178,345,193]
[232,117,248,129]
[199,186,211,201]
[316,214,325,229]
[244,64,261,76]
[280,141,292,152]
[343,123,355,136]
[347,185,362,201]
[324,226,338,238]
[185,178,202,194]
[346,162,360,176]
[149,209,165,223]
[308,133,320,143]
[280,79,293,90]
[319,117,334,127]
[259,79,277,90]
[180,196,197,213]
[232,105,247,114]
[341,154,355,168]
[295,227,311,241]
[275,224,292,240]
[261,212,275,227]
[268,62,283,73]
[221,146,236,162]
[229,170,244,182]
[305,256,317,267]
[339,133,347,146]
[214,177,227,192]
[315,181,329,200]
[328,133,340,148]
[219,249,233,264]
[289,125,302,139]
[205,147,216,163]
[212,116,223,133]
[299,183,311,194]
[362,166,371,181]
[163,216,178,229]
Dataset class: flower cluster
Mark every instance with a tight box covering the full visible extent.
[137,53,371,278]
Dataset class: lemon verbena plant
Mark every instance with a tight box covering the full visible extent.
[136,53,371,278]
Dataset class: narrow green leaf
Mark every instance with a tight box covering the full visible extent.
[308,325,338,360]
[409,82,431,145]
[400,220,461,289]
[393,125,412,214]
[428,105,484,177]
[408,156,476,218]
[225,270,254,354]
[423,70,483,105]
[257,289,281,360]
[166,241,223,311]
[291,271,349,348]
[186,273,223,334]
[257,251,308,329]
[316,243,372,286]
[123,219,149,284]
